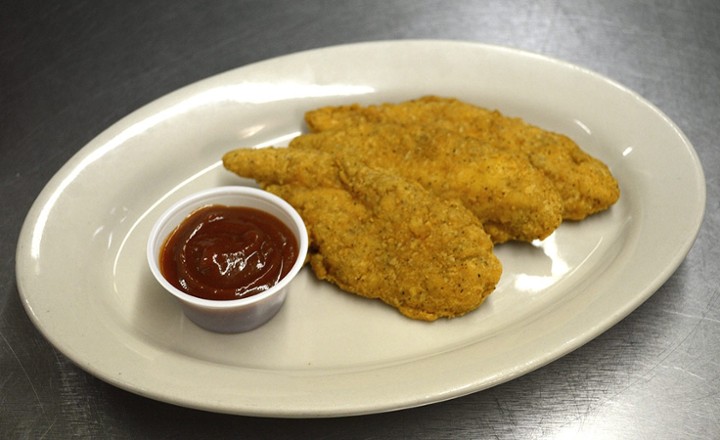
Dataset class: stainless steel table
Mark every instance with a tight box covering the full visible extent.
[2,1,718,438]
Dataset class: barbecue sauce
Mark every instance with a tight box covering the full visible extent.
[160,205,298,300]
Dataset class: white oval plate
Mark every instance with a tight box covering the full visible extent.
[16,40,705,417]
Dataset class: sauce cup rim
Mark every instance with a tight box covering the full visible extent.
[146,186,308,309]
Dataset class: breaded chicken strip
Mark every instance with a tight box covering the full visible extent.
[222,147,502,321]
[289,123,563,243]
[305,96,620,220]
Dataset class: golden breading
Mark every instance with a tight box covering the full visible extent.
[305,96,620,220]
[222,147,502,321]
[289,123,563,243]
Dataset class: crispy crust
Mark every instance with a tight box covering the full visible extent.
[222,147,502,320]
[305,96,620,220]
[289,123,563,243]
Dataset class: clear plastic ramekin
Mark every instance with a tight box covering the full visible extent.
[147,186,308,333]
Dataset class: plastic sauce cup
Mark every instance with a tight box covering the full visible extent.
[147,186,308,333]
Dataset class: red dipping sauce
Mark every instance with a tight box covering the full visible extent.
[159,205,299,301]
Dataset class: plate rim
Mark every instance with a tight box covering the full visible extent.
[15,39,706,417]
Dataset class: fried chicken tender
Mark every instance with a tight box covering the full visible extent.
[222,147,502,321]
[305,96,620,220]
[289,123,563,243]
